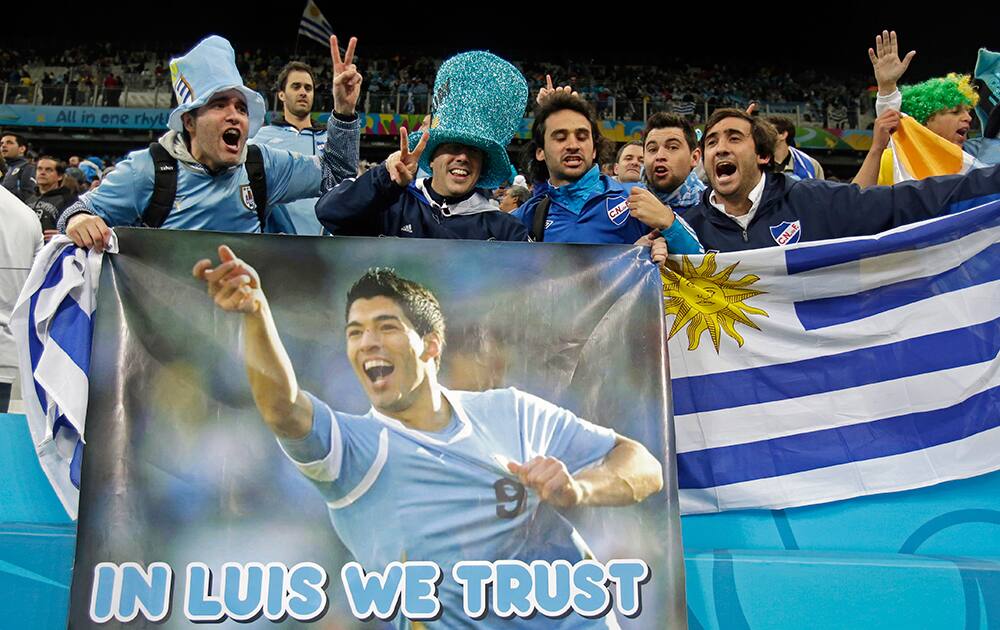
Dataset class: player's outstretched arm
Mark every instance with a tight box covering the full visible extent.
[192,245,313,439]
[508,435,663,508]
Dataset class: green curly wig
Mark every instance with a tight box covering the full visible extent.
[901,73,980,124]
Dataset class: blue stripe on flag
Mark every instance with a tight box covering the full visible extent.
[70,438,83,489]
[27,248,78,412]
[794,242,1000,330]
[49,297,92,373]
[785,196,1000,275]
[672,317,1000,416]
[677,383,1000,489]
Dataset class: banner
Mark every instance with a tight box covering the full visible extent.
[668,198,1000,514]
[67,229,685,628]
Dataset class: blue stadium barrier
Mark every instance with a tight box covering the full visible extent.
[2,411,999,628]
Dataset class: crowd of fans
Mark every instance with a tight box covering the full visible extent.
[1,29,997,413]
[1,44,870,125]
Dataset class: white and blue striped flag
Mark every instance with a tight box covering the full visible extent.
[10,234,115,519]
[667,197,1000,514]
[298,0,334,48]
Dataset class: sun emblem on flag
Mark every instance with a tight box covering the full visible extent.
[663,253,769,352]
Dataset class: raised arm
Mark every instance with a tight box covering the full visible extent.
[320,34,363,195]
[852,109,900,188]
[315,126,428,235]
[192,245,312,438]
[508,435,663,508]
[869,30,914,115]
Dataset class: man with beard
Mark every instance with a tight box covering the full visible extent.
[250,61,330,235]
[0,133,35,203]
[683,107,1000,251]
[59,35,360,252]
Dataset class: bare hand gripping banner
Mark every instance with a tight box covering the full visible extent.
[68,228,686,628]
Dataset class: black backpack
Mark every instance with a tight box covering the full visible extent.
[143,142,267,229]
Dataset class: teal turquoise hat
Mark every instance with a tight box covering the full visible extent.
[168,36,266,137]
[974,48,1000,135]
[417,51,528,189]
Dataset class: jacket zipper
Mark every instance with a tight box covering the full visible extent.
[742,229,748,242]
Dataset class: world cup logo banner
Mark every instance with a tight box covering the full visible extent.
[68,229,686,628]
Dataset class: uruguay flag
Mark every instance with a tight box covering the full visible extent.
[10,235,114,519]
[667,198,1000,514]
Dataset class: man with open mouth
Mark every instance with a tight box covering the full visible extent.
[681,106,1000,252]
[193,246,664,628]
[317,50,531,241]
[639,112,707,219]
[58,34,360,251]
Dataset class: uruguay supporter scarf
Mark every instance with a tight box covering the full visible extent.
[546,165,604,214]
[788,146,817,180]
[10,234,115,519]
[878,116,985,185]
[651,170,707,210]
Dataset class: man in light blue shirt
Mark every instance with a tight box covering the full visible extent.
[193,247,664,628]
[60,34,363,250]
[250,60,331,235]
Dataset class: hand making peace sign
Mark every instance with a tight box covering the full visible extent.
[330,34,362,115]
[385,126,430,187]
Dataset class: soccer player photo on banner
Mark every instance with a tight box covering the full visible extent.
[67,229,685,628]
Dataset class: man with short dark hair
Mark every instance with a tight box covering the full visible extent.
[250,61,330,235]
[612,141,643,183]
[27,156,77,237]
[0,133,35,202]
[59,35,360,252]
[641,112,706,218]
[514,88,702,254]
[682,107,1000,251]
[768,116,824,180]
[193,245,663,628]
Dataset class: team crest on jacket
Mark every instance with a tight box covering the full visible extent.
[240,184,257,211]
[607,200,629,226]
[769,220,801,245]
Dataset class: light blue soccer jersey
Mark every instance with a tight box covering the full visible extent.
[279,387,619,629]
[250,122,328,235]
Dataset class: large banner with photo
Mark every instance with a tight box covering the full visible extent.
[67,228,685,628]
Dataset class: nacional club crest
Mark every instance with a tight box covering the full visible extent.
[663,253,769,352]
[769,220,802,246]
[240,184,257,211]
[607,200,629,226]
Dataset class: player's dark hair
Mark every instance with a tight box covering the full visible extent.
[1,132,28,149]
[768,116,797,148]
[37,155,66,175]
[644,112,699,151]
[525,92,609,183]
[615,140,643,164]
[346,268,446,361]
[700,107,777,170]
[276,61,315,93]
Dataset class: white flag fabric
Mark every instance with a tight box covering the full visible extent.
[667,198,1000,514]
[10,234,115,519]
[298,0,334,47]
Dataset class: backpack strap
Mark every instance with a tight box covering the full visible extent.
[530,195,551,242]
[244,144,267,230]
[142,142,177,228]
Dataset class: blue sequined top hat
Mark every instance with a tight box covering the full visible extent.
[416,51,528,189]
[167,36,267,138]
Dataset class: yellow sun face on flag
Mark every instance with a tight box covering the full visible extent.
[663,253,769,352]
